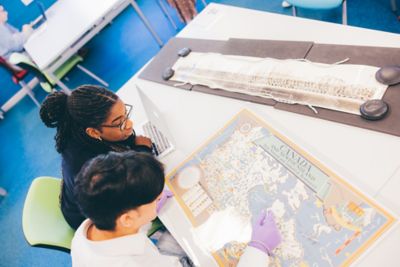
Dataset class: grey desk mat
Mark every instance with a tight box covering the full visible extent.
[139,38,400,136]
[274,43,400,137]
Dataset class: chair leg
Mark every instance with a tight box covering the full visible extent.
[157,0,178,31]
[76,64,109,87]
[391,0,397,11]
[19,81,41,107]
[45,71,71,95]
[129,0,163,47]
[342,0,347,25]
[0,187,6,197]
[292,6,297,16]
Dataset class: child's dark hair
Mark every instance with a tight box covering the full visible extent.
[74,151,165,230]
[39,85,118,153]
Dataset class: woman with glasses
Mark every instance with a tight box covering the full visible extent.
[40,85,153,229]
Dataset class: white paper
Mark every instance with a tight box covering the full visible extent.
[171,52,388,115]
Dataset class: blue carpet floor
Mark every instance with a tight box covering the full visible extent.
[0,0,399,266]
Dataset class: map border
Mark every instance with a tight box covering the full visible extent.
[165,108,397,267]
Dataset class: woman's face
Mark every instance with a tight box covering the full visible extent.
[97,99,134,142]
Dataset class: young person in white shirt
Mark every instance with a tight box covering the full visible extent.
[0,5,33,59]
[71,151,282,267]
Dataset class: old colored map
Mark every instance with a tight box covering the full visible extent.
[166,109,396,267]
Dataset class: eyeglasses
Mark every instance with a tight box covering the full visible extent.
[101,104,133,131]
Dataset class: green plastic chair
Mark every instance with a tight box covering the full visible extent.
[9,52,108,95]
[287,0,347,25]
[22,177,75,252]
[9,53,83,93]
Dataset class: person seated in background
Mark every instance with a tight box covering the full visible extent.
[0,5,33,59]
[71,151,282,267]
[40,85,153,229]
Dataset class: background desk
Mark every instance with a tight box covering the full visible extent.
[118,3,400,266]
[24,0,162,92]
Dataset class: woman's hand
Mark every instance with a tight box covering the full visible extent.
[135,135,152,148]
[22,24,33,35]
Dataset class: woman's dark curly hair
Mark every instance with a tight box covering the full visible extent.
[40,85,119,153]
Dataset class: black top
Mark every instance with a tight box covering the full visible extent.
[60,134,152,229]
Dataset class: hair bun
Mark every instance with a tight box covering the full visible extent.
[40,92,69,128]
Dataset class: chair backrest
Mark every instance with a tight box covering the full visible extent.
[0,56,28,82]
[22,176,75,252]
[9,52,85,93]
[287,0,344,9]
[9,53,54,92]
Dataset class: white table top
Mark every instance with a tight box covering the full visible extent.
[118,3,400,266]
[24,0,126,70]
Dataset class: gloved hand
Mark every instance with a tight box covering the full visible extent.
[248,210,282,255]
[156,190,174,213]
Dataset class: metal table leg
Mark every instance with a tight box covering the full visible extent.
[46,71,72,95]
[157,0,178,30]
[130,0,164,47]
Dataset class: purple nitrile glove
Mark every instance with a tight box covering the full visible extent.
[156,190,174,213]
[248,210,282,255]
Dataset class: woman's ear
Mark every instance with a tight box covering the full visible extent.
[86,127,101,140]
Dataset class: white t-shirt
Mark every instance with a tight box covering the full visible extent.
[71,220,182,267]
[71,219,270,267]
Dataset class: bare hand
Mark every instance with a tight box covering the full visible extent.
[135,135,152,148]
[22,24,33,35]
